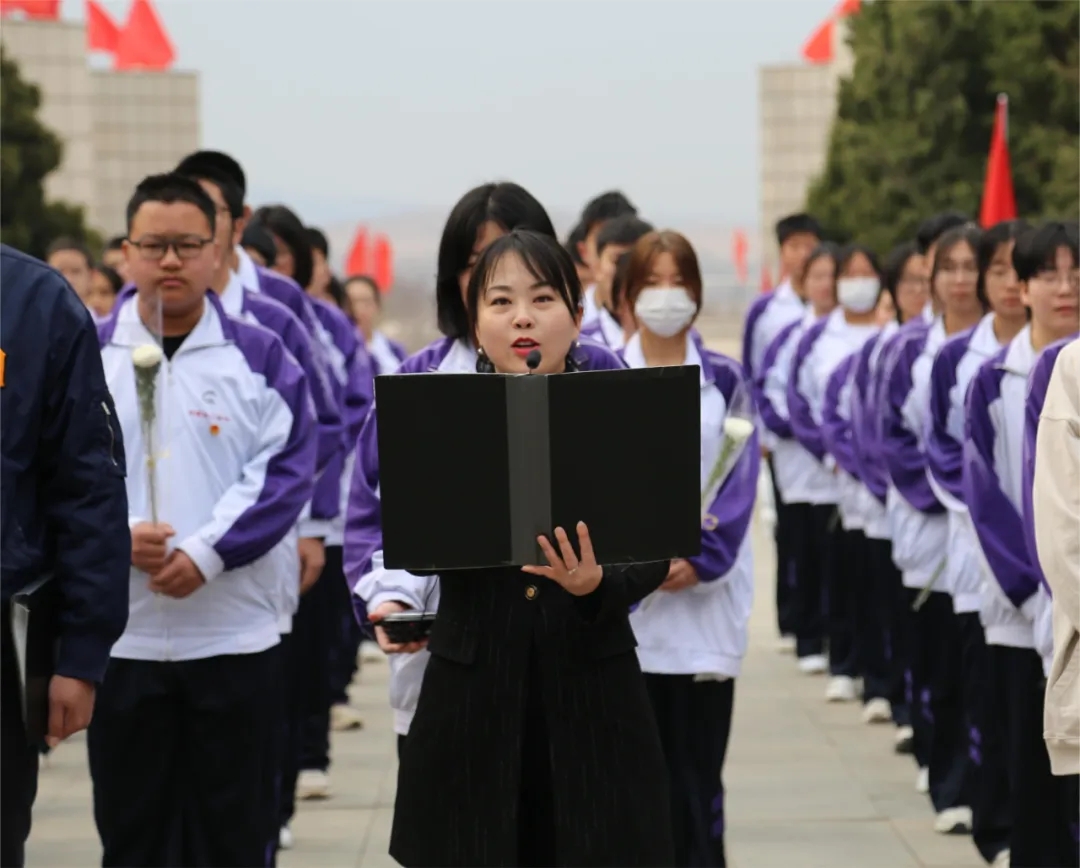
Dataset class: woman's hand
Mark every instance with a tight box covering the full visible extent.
[369,600,427,654]
[522,522,603,597]
[659,558,700,592]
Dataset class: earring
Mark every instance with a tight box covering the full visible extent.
[475,347,495,374]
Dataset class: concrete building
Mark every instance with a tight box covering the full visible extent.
[1,16,199,238]
[758,20,853,274]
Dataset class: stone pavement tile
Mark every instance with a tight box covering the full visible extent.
[891,818,989,868]
[728,819,922,868]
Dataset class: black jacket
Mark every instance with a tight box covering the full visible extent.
[390,561,674,867]
[0,245,130,683]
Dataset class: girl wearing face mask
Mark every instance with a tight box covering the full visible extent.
[965,222,1080,868]
[344,184,622,749]
[880,224,985,834]
[758,243,840,677]
[786,244,884,705]
[618,230,760,868]
[346,230,672,867]
[923,220,1030,865]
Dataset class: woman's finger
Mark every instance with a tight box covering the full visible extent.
[537,535,563,570]
[576,521,596,566]
[554,527,579,570]
[521,565,555,579]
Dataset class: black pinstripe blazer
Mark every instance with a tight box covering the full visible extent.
[389,561,675,867]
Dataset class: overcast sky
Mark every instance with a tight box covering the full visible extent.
[73,0,833,226]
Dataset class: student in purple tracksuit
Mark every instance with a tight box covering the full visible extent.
[344,274,408,375]
[742,213,821,649]
[924,220,1029,863]
[758,243,839,674]
[966,222,1080,868]
[580,214,654,351]
[619,230,760,868]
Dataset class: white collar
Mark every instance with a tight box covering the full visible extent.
[438,338,478,373]
[219,270,246,317]
[235,245,260,293]
[1002,325,1036,376]
[111,290,222,351]
[622,332,706,386]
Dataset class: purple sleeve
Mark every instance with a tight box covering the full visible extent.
[574,339,627,370]
[882,334,943,514]
[963,365,1039,608]
[740,292,772,380]
[851,338,886,502]
[756,320,799,439]
[925,340,966,503]
[343,408,382,591]
[389,337,408,363]
[690,356,761,582]
[820,353,859,479]
[786,322,828,462]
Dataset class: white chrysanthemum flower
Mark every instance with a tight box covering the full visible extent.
[722,417,755,443]
[132,343,164,369]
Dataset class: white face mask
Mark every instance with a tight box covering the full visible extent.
[837,276,881,314]
[634,287,697,338]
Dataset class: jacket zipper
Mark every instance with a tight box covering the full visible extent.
[102,401,118,466]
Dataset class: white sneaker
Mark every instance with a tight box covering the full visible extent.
[330,703,364,731]
[296,769,331,800]
[797,654,828,674]
[279,826,294,850]
[776,635,796,655]
[991,848,1010,867]
[916,767,929,793]
[895,725,914,745]
[934,805,972,834]
[861,697,892,723]
[825,675,857,702]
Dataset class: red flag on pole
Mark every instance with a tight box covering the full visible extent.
[979,94,1018,228]
[801,19,834,64]
[0,0,59,18]
[345,227,369,277]
[760,263,774,294]
[732,230,749,285]
[372,235,394,293]
[114,0,175,71]
[86,0,120,53]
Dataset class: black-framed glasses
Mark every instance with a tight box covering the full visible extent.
[128,236,213,261]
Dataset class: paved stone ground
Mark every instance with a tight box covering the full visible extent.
[26,516,983,867]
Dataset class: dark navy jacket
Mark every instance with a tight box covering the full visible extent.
[0,245,131,683]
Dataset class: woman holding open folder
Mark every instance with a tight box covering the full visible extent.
[345,229,673,866]
[618,230,760,868]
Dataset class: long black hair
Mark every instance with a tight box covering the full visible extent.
[976,219,1030,309]
[250,204,314,291]
[882,241,920,323]
[930,224,984,311]
[435,182,556,340]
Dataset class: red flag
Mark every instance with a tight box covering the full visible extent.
[0,0,59,18]
[979,94,1018,228]
[760,263,774,294]
[834,0,860,17]
[372,235,394,292]
[732,230,749,285]
[86,0,120,53]
[801,18,834,64]
[114,0,175,71]
[345,227,369,276]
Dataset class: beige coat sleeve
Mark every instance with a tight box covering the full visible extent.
[1034,340,1080,634]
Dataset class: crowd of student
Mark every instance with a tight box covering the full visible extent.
[746,210,1080,868]
[7,148,1077,868]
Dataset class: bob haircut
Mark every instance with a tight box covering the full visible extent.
[1012,221,1080,281]
[345,274,382,307]
[799,241,841,284]
[930,224,984,308]
[580,190,636,232]
[623,230,704,313]
[436,182,556,341]
[838,243,881,277]
[611,250,633,311]
[915,211,970,254]
[251,204,314,291]
[241,222,277,267]
[976,219,1030,307]
[465,230,582,338]
[596,215,655,257]
[882,241,921,323]
[564,222,587,265]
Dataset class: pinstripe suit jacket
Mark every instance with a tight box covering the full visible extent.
[389,562,675,867]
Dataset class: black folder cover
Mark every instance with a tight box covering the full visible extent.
[9,573,59,744]
[375,366,701,570]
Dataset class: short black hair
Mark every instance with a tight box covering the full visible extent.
[45,236,92,267]
[580,191,636,232]
[882,240,921,322]
[596,215,655,257]
[976,219,1030,306]
[611,250,633,312]
[175,150,246,200]
[466,229,581,337]
[250,205,313,290]
[175,161,243,220]
[241,222,277,267]
[775,213,822,246]
[307,226,329,258]
[436,181,556,340]
[564,222,587,266]
[94,263,124,294]
[1013,221,1080,282]
[126,173,216,236]
[105,235,125,252]
[838,243,881,277]
[915,211,970,254]
[930,224,984,308]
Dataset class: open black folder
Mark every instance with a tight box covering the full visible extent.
[375,366,702,570]
[10,574,59,744]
